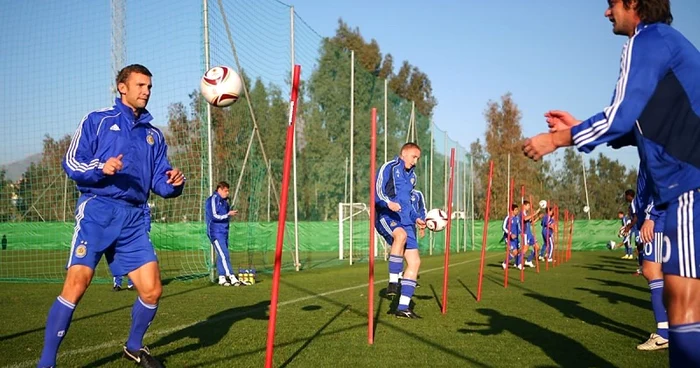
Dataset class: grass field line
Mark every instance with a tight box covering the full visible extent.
[8,253,498,368]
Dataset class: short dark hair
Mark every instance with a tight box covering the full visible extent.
[523,200,530,206]
[624,189,635,197]
[511,204,519,211]
[401,142,421,153]
[618,211,625,215]
[116,64,152,87]
[216,181,230,190]
[621,0,673,25]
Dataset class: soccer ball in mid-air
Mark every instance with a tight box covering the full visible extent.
[425,208,448,232]
[583,205,590,213]
[200,66,242,107]
[538,200,547,209]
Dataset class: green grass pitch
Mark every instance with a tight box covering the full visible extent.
[0,251,667,367]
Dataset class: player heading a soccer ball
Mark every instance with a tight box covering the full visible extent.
[374,142,425,319]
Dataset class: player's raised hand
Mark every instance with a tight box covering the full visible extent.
[523,133,556,161]
[102,154,124,175]
[166,168,185,186]
[388,201,401,212]
[640,219,654,243]
[545,110,581,132]
[228,209,238,216]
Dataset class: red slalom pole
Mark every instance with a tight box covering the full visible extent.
[520,186,526,282]
[476,161,494,302]
[264,65,301,368]
[441,148,456,314]
[368,108,377,344]
[567,214,574,261]
[564,210,569,264]
[504,178,515,288]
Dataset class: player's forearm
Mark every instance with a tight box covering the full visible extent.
[551,129,574,149]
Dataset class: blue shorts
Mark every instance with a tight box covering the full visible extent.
[508,239,520,251]
[643,232,664,264]
[525,231,537,246]
[66,194,157,277]
[375,213,418,250]
[663,190,699,278]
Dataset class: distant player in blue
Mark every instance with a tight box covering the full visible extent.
[523,1,700,364]
[501,204,522,270]
[539,206,555,262]
[521,200,541,268]
[205,181,248,287]
[375,142,426,319]
[38,64,185,368]
[635,164,669,350]
[113,204,150,291]
[616,211,633,257]
[625,189,643,271]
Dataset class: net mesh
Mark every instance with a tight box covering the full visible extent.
[0,0,473,283]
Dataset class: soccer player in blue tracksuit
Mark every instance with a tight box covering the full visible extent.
[523,1,700,365]
[617,211,633,257]
[38,65,184,368]
[635,163,669,350]
[501,204,522,270]
[205,181,248,287]
[375,142,425,319]
[625,189,643,270]
[521,200,541,268]
[539,206,554,262]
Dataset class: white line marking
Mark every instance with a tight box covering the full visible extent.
[8,254,498,368]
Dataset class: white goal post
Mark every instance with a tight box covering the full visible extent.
[338,202,383,264]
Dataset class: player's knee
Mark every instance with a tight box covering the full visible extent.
[139,284,162,305]
[61,267,93,303]
[641,263,662,281]
[393,228,407,243]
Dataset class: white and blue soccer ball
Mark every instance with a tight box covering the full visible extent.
[425,208,448,232]
[538,200,547,209]
[200,65,242,107]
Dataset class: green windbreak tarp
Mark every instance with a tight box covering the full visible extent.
[0,220,624,252]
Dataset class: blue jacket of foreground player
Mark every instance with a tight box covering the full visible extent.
[62,98,184,205]
[570,22,700,205]
[205,191,231,236]
[411,189,427,221]
[375,156,419,226]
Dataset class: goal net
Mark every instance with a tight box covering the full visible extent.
[338,203,382,264]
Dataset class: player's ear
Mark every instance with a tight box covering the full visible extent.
[117,82,127,95]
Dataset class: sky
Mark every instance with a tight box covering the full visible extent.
[1,0,699,170]
[287,0,700,168]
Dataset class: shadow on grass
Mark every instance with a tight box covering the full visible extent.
[459,308,615,368]
[0,283,211,342]
[457,278,477,301]
[277,279,491,367]
[586,277,649,293]
[429,284,443,311]
[84,300,271,367]
[574,287,650,310]
[279,305,349,368]
[574,264,639,276]
[524,293,648,340]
